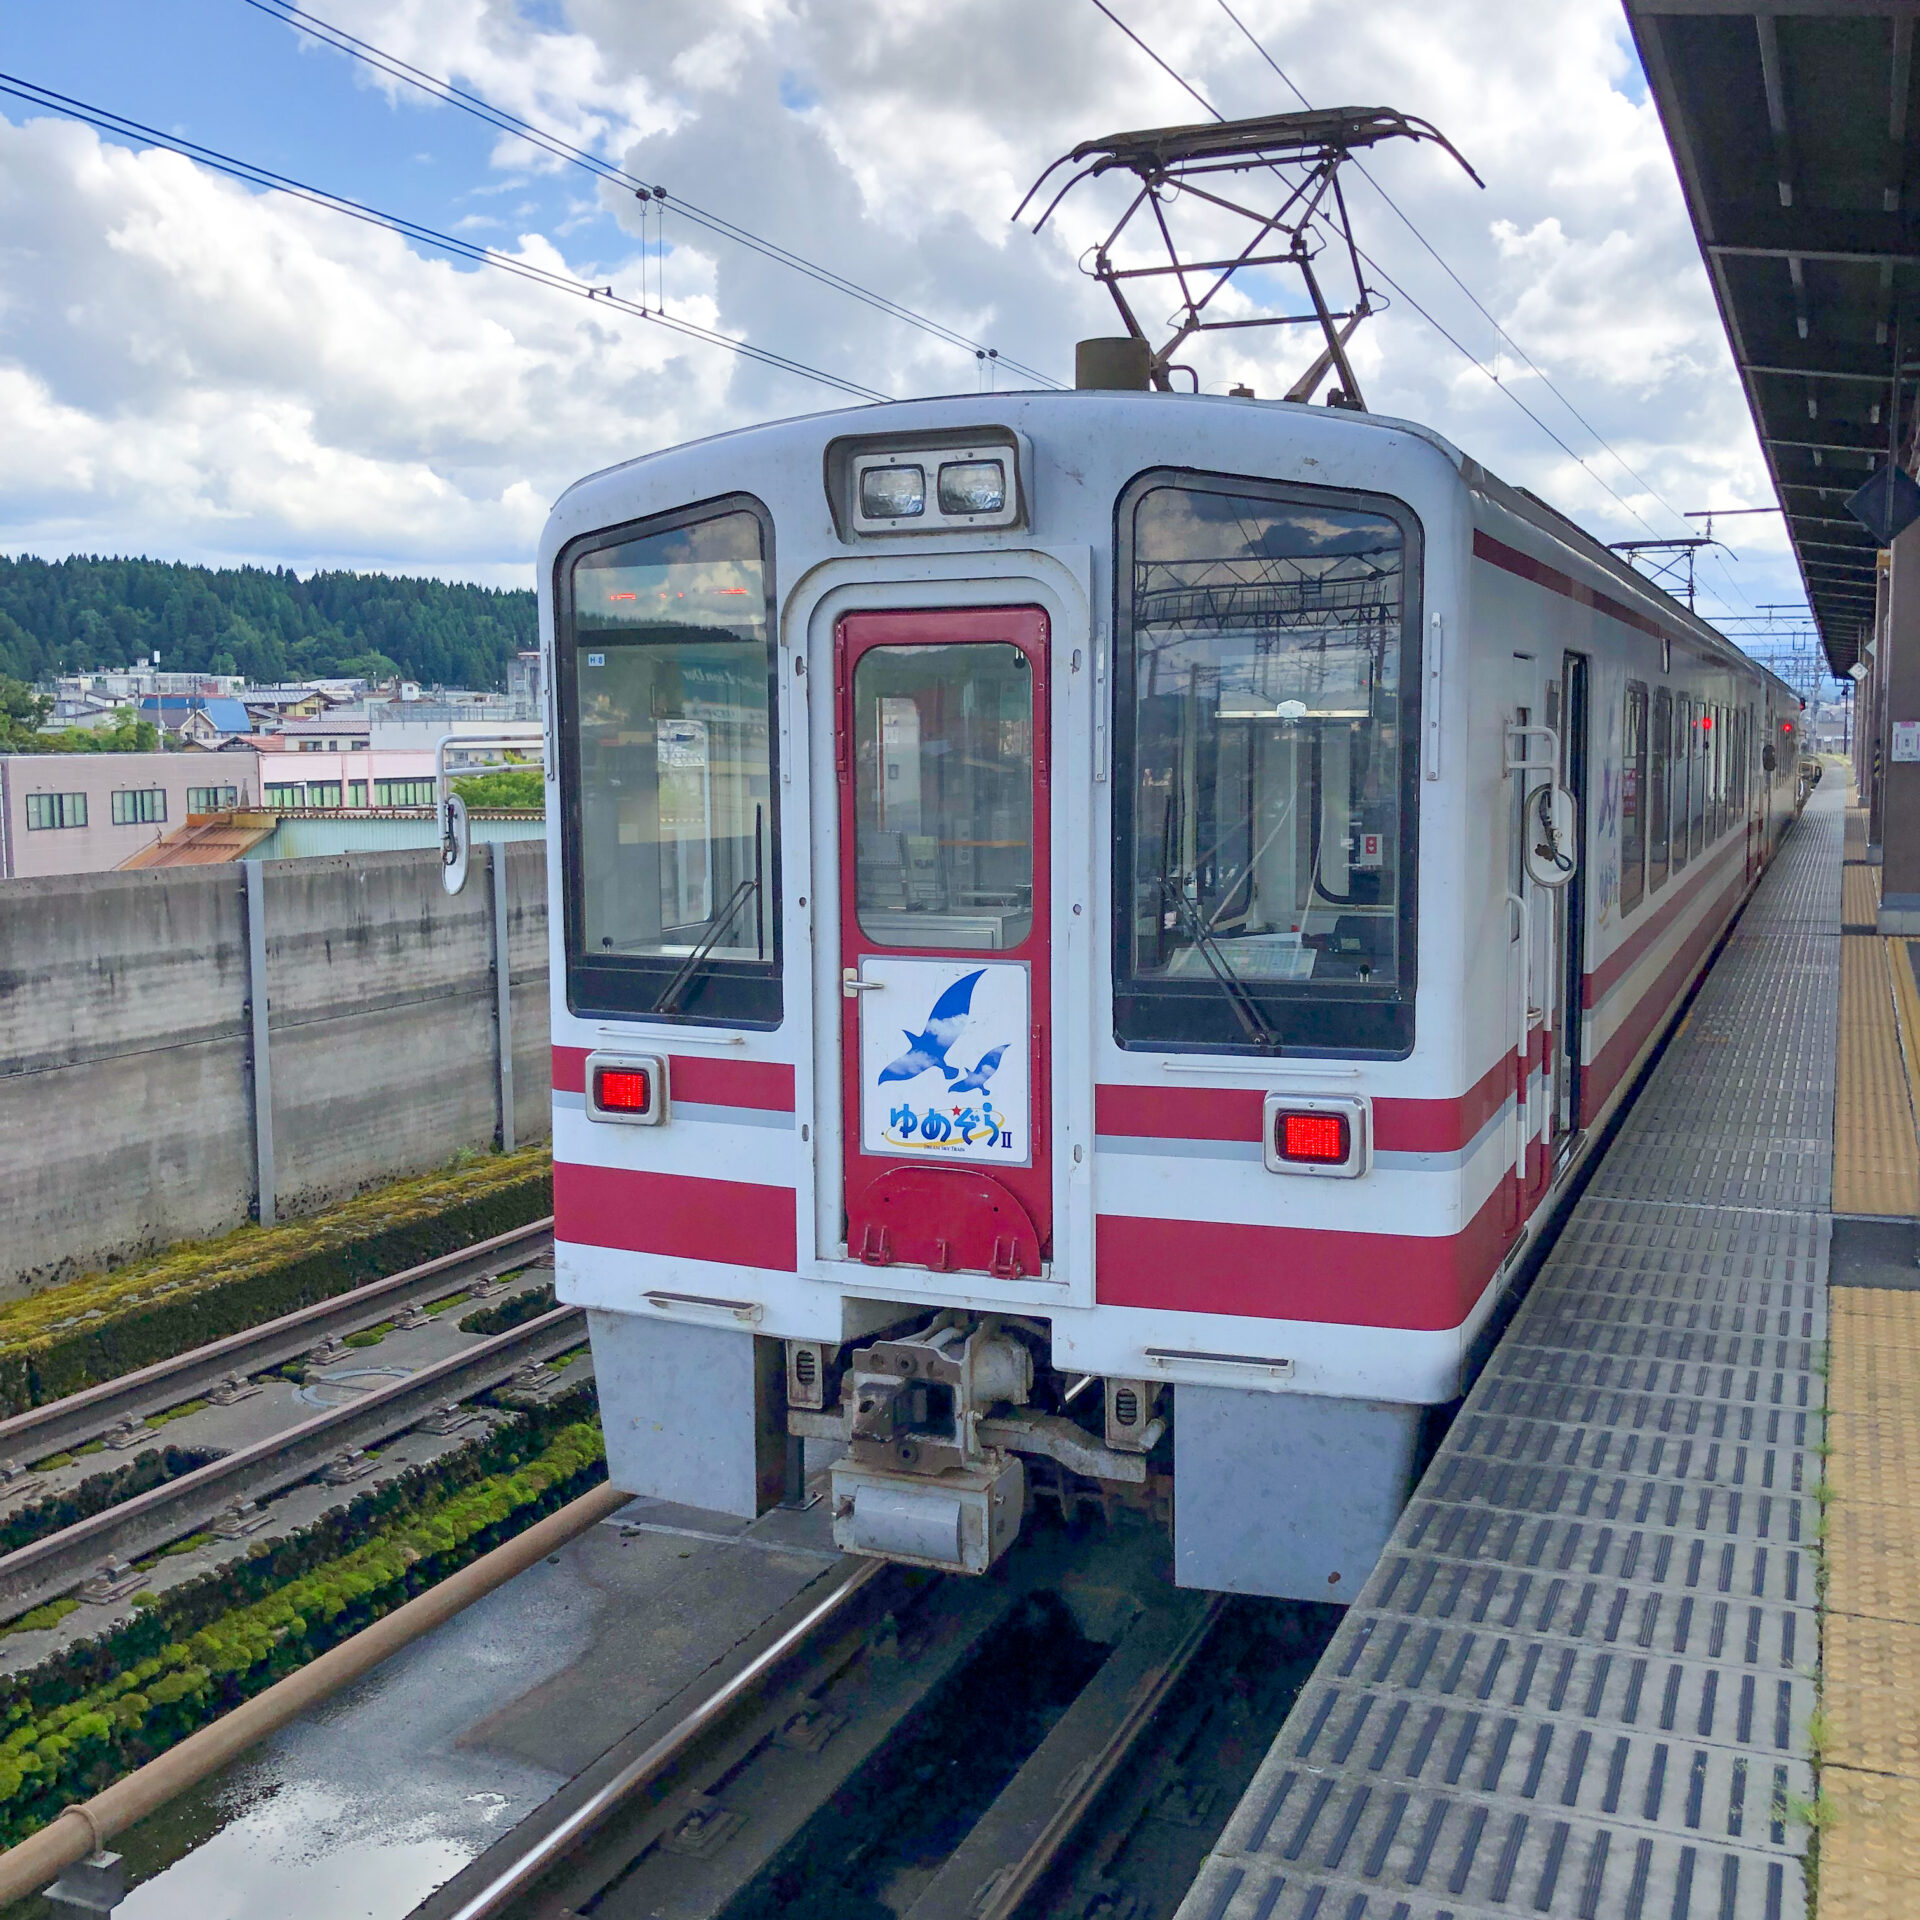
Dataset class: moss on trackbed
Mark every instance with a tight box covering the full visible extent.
[0,1148,552,1417]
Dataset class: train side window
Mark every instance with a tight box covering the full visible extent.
[1671,695,1692,874]
[1697,698,1712,856]
[1710,704,1725,840]
[1648,687,1671,893]
[555,496,782,1026]
[1621,682,1647,914]
[1112,468,1422,1057]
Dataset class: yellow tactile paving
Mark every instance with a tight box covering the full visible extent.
[1844,863,1882,926]
[1834,936,1920,1216]
[1821,1769,1920,1920]
[1826,1501,1920,1627]
[1847,805,1870,859]
[1825,1615,1920,1778]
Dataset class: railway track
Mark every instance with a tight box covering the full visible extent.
[0,1305,588,1623]
[0,1217,555,1466]
[0,1220,572,1626]
[411,1522,1334,1920]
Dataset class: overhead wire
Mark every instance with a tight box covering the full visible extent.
[1082,0,1770,624]
[239,0,1063,389]
[1210,0,1771,627]
[0,71,888,401]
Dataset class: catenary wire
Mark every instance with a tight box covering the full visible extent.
[1209,0,1771,624]
[0,71,888,402]
[1081,0,1764,622]
[239,0,1063,389]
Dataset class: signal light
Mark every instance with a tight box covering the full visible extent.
[1277,1111,1351,1164]
[1262,1093,1368,1177]
[585,1051,667,1126]
[596,1066,651,1113]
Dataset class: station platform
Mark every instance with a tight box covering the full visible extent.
[1177,777,1912,1920]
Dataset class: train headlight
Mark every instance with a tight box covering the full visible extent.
[586,1051,668,1125]
[858,464,926,519]
[1261,1093,1369,1178]
[937,459,1006,516]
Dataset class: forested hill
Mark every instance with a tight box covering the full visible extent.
[0,555,536,690]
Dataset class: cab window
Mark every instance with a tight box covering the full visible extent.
[556,497,780,1025]
[1113,469,1421,1056]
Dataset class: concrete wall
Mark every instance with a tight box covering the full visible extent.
[0,842,550,1293]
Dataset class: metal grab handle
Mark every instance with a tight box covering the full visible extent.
[1505,721,1561,776]
[842,968,883,997]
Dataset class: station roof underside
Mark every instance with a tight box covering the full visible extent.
[1625,0,1920,677]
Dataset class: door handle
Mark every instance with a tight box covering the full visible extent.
[842,968,883,998]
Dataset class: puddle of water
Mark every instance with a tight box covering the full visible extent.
[87,1553,600,1920]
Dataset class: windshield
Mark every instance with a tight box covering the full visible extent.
[559,499,780,1025]
[1114,472,1420,1056]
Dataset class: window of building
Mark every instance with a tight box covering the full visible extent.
[557,496,780,1025]
[1621,683,1647,914]
[349,780,368,808]
[110,789,167,826]
[187,786,238,813]
[373,779,437,808]
[1648,688,1671,893]
[1113,469,1421,1056]
[264,783,305,809]
[25,792,87,830]
[307,782,342,808]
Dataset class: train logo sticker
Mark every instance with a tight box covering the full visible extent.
[857,957,1031,1167]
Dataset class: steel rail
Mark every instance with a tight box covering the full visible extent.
[0,1218,555,1463]
[973,1595,1226,1920]
[0,1304,586,1622]
[439,1555,889,1920]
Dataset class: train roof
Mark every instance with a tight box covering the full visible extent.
[553,388,1801,709]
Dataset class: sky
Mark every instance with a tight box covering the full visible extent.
[0,0,1820,653]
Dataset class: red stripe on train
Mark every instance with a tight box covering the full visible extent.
[1473,529,1679,646]
[554,1160,798,1271]
[1582,834,1746,1010]
[1094,1053,1513,1154]
[552,1044,794,1112]
[1095,1178,1513,1330]
[1579,859,1750,1126]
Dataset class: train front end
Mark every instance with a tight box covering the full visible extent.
[543,389,1486,1602]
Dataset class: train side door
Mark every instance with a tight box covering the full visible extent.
[836,606,1053,1278]
[1554,654,1589,1148]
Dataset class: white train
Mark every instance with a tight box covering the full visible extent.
[538,376,1803,1600]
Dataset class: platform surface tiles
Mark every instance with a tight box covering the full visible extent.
[1179,783,1843,1920]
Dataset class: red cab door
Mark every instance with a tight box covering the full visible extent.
[836,607,1051,1279]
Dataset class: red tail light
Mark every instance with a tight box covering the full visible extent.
[595,1066,653,1114]
[1277,1111,1351,1165]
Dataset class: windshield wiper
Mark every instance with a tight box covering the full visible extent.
[1159,875,1284,1054]
[653,807,766,1015]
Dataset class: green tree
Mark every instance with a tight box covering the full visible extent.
[0,678,51,751]
[450,768,545,810]
[0,556,534,689]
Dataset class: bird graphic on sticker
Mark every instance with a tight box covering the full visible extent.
[878,970,1006,1087]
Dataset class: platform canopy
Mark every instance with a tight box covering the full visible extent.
[1624,1,1920,676]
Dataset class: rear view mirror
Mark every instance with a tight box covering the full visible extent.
[441,792,470,895]
[1523,783,1578,889]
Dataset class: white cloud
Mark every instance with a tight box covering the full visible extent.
[0,0,1802,624]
